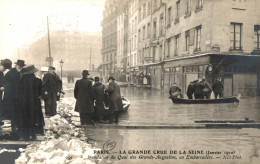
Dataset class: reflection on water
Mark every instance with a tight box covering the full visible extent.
[85,128,260,164]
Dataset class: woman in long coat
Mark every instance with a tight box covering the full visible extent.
[105,76,123,123]
[17,65,44,140]
[74,70,94,125]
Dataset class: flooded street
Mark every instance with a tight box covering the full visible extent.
[65,84,260,125]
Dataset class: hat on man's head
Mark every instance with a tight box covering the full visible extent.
[48,66,56,70]
[108,76,115,82]
[14,59,25,67]
[94,77,100,82]
[193,80,199,83]
[82,70,90,75]
[2,59,12,69]
[21,65,38,75]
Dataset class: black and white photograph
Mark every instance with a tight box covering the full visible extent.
[1,0,260,163]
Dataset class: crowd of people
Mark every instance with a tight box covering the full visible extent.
[169,77,224,99]
[74,70,123,125]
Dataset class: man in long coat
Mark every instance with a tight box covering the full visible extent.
[186,81,194,99]
[105,76,123,124]
[212,77,224,99]
[193,80,203,99]
[93,76,106,122]
[42,67,62,117]
[74,70,95,125]
[2,59,23,132]
[17,65,45,140]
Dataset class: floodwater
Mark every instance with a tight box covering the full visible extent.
[64,83,260,125]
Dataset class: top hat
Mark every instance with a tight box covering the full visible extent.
[2,59,12,69]
[14,59,25,67]
[94,76,100,82]
[82,70,90,75]
[48,66,56,70]
[108,76,115,82]
[21,65,39,75]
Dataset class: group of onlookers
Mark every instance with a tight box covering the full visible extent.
[169,77,224,99]
[0,59,62,140]
[74,70,123,125]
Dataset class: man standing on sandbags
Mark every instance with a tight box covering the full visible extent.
[42,67,62,117]
[74,70,95,125]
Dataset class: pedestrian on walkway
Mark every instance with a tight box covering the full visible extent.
[212,77,224,99]
[93,76,106,122]
[105,76,123,124]
[17,65,44,140]
[2,59,24,133]
[42,66,62,117]
[74,70,95,125]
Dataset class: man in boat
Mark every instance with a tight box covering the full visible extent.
[169,83,184,98]
[200,77,211,99]
[186,81,194,99]
[212,77,224,99]
[105,76,123,124]
[42,66,62,117]
[193,80,203,99]
[74,70,95,125]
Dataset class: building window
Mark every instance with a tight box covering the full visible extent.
[138,29,141,42]
[185,30,190,51]
[154,0,158,12]
[138,8,141,22]
[254,25,260,50]
[148,2,151,15]
[143,3,146,18]
[153,19,157,39]
[196,26,202,50]
[160,14,164,36]
[198,0,203,8]
[176,1,180,18]
[230,23,242,50]
[167,39,171,57]
[175,35,180,56]
[186,1,191,14]
[143,25,146,40]
[167,7,172,25]
[147,23,150,38]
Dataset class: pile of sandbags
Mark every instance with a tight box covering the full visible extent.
[15,101,100,164]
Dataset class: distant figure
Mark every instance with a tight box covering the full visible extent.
[67,73,71,83]
[200,78,211,99]
[212,77,224,99]
[71,74,74,83]
[93,77,106,122]
[169,83,184,98]
[74,70,95,125]
[187,81,194,99]
[42,66,62,117]
[193,80,203,99]
[17,65,44,140]
[105,76,123,124]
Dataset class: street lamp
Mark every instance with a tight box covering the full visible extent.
[59,60,64,80]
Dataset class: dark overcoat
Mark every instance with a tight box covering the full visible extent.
[212,81,224,93]
[16,74,44,134]
[3,68,20,119]
[105,81,123,112]
[0,71,4,113]
[74,78,94,113]
[187,83,194,96]
[93,82,105,113]
[42,72,62,100]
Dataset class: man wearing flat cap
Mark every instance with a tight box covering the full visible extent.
[42,66,62,117]
[105,76,123,124]
[2,59,23,133]
[74,70,95,125]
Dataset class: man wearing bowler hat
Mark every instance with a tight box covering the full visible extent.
[42,66,62,117]
[105,76,123,124]
[74,70,95,125]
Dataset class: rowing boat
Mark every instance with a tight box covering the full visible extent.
[170,96,239,104]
